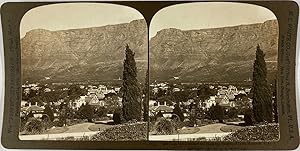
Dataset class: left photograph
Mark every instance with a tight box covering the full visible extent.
[19,3,148,141]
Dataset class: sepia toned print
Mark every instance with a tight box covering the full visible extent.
[1,1,299,150]
[19,3,148,141]
[149,2,279,141]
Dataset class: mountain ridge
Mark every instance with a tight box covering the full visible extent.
[149,19,278,82]
[21,19,278,83]
[21,19,148,83]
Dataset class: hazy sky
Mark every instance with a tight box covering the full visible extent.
[20,3,144,38]
[21,2,277,38]
[150,2,277,38]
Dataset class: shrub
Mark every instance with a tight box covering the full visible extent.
[53,118,64,127]
[171,118,183,130]
[172,104,184,122]
[23,117,44,135]
[154,111,163,121]
[244,109,255,126]
[183,119,194,127]
[91,122,147,141]
[227,108,239,119]
[44,105,55,121]
[207,104,225,123]
[149,121,156,132]
[113,107,123,124]
[224,124,279,141]
[155,118,175,135]
[19,117,27,132]
[41,115,53,129]
[77,104,94,122]
[94,106,108,118]
[215,104,225,123]
[150,115,157,122]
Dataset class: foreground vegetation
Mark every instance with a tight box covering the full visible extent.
[91,122,147,141]
[224,123,279,141]
[53,122,147,141]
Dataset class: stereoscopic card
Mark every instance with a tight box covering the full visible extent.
[0,1,299,150]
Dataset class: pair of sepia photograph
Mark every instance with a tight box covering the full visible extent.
[19,2,279,142]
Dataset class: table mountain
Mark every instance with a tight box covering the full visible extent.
[150,20,278,82]
[21,19,148,83]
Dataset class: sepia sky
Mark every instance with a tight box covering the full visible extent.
[20,3,144,38]
[150,2,277,38]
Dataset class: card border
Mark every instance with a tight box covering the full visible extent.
[1,1,299,150]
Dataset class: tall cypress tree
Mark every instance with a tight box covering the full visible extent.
[143,69,149,122]
[252,44,273,123]
[122,44,141,121]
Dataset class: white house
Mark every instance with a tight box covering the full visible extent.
[114,87,121,93]
[149,100,157,106]
[203,96,217,109]
[23,88,30,95]
[153,87,159,94]
[44,88,52,92]
[245,88,251,94]
[72,96,86,110]
[21,100,28,107]
[172,88,181,92]
[98,85,108,93]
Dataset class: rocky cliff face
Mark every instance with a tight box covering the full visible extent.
[150,20,278,82]
[21,19,148,83]
[22,19,278,83]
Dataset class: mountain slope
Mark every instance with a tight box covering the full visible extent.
[149,20,278,82]
[21,19,148,83]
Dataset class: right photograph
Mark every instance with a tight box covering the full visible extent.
[149,2,279,141]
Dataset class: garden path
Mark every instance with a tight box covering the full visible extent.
[195,123,228,133]
[64,122,95,133]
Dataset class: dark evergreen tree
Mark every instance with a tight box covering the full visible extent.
[78,104,94,122]
[189,103,198,126]
[68,85,87,101]
[122,45,142,121]
[207,104,225,123]
[214,104,225,123]
[244,108,255,126]
[172,103,184,122]
[252,44,273,123]
[156,88,166,99]
[113,107,123,124]
[196,85,215,108]
[143,69,149,122]
[197,85,214,101]
[44,105,54,121]
[172,90,190,103]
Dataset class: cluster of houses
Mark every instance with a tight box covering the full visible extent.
[20,83,122,119]
[149,82,252,117]
[70,85,122,110]
[195,85,251,110]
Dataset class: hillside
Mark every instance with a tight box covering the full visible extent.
[21,19,148,83]
[21,19,278,83]
[149,20,278,82]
